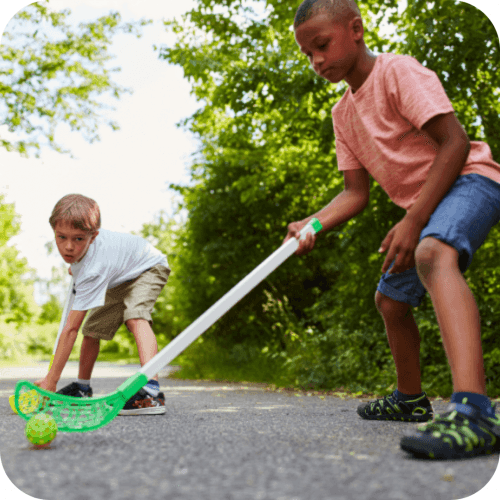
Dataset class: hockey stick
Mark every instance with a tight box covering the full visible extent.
[14,219,322,431]
[9,277,74,414]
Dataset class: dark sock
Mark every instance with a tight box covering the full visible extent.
[394,389,425,402]
[144,379,160,397]
[451,392,494,418]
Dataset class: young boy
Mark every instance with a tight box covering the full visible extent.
[35,194,171,415]
[284,0,500,459]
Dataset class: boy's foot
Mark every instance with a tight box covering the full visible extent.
[401,402,500,459]
[357,392,433,422]
[118,389,165,416]
[56,382,93,398]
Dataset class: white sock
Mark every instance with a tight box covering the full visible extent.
[77,378,91,388]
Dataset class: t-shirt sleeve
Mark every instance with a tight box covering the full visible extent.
[385,57,455,130]
[72,273,108,311]
[334,125,365,172]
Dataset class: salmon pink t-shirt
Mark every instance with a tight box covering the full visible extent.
[332,53,500,210]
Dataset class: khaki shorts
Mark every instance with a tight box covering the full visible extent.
[82,264,170,340]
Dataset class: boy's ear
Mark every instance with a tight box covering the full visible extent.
[351,16,364,40]
[89,231,99,244]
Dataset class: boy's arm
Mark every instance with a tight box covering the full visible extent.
[35,310,87,392]
[380,112,470,274]
[284,168,370,255]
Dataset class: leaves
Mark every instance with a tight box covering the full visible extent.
[0,2,151,157]
[0,194,37,325]
[152,0,500,394]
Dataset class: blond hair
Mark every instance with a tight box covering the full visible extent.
[49,194,101,233]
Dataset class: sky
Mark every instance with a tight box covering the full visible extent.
[1,0,500,498]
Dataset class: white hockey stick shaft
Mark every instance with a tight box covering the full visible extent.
[140,219,322,379]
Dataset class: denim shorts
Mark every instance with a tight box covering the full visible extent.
[377,174,500,307]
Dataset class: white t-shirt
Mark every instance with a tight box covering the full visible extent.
[70,229,169,311]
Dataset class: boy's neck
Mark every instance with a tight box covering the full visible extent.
[345,46,378,94]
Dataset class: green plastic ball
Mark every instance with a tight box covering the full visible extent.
[25,413,57,447]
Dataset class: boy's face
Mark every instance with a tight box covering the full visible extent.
[295,12,361,84]
[54,221,98,265]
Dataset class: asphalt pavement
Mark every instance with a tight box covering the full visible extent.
[0,362,499,500]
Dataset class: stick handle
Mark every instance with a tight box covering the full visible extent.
[140,219,322,379]
[48,277,75,370]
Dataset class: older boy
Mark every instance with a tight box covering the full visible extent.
[35,194,171,415]
[284,0,500,458]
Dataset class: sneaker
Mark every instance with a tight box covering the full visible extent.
[401,402,500,459]
[56,382,93,398]
[118,389,165,416]
[357,392,433,422]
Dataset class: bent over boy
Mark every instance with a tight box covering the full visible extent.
[36,194,170,415]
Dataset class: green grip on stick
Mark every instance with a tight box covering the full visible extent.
[117,372,149,401]
[309,218,322,234]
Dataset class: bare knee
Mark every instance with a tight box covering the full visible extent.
[415,238,439,282]
[125,318,148,332]
[375,291,411,321]
[415,237,458,284]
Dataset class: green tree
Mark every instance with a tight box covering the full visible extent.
[156,0,500,394]
[35,262,71,324]
[0,194,37,324]
[0,1,150,156]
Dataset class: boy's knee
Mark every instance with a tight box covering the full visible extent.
[415,237,458,283]
[125,317,148,331]
[415,238,438,280]
[375,291,410,320]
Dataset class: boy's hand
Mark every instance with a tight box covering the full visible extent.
[34,377,57,393]
[379,215,423,274]
[283,221,316,256]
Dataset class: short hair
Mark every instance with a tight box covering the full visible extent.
[49,194,101,233]
[294,0,361,29]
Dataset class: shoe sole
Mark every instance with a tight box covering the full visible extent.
[400,435,498,459]
[357,405,433,422]
[358,411,433,422]
[118,407,166,416]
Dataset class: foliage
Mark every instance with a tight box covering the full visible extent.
[35,263,70,325]
[0,194,38,326]
[395,0,500,158]
[156,0,499,396]
[0,1,151,156]
[138,211,186,346]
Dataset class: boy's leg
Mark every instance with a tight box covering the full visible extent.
[358,267,433,421]
[119,317,164,415]
[56,335,99,397]
[401,174,500,459]
[78,336,100,381]
[118,265,169,415]
[125,318,159,382]
[357,290,433,422]
[415,237,485,394]
[375,292,422,395]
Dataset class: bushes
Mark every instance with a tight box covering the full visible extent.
[0,318,72,362]
[0,319,142,364]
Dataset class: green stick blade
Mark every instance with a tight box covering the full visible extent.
[14,377,145,433]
